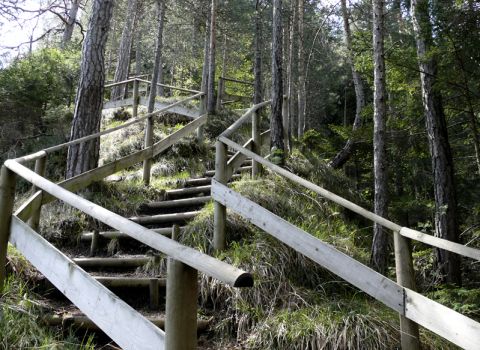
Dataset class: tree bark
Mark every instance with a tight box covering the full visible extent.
[207,0,217,114]
[147,0,166,113]
[111,0,137,100]
[287,0,297,140]
[201,10,211,95]
[297,0,306,138]
[66,0,114,179]
[253,0,263,105]
[61,0,79,49]
[329,0,366,169]
[270,0,285,164]
[411,0,461,285]
[370,0,389,275]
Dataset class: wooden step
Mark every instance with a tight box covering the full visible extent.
[80,226,180,241]
[130,210,200,225]
[74,256,151,268]
[165,185,211,199]
[138,196,211,213]
[204,165,252,177]
[181,173,241,187]
[94,276,166,288]
[43,314,209,332]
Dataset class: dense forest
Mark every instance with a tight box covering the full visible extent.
[1,0,480,349]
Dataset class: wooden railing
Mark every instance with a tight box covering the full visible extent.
[212,100,480,350]
[0,80,253,350]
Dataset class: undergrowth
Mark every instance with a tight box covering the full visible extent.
[179,153,457,349]
[1,247,95,349]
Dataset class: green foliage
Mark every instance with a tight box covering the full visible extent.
[1,248,95,349]
[0,48,80,163]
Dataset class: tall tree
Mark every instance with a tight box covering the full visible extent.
[207,0,217,114]
[286,0,297,139]
[201,7,211,96]
[411,0,461,284]
[370,0,389,274]
[297,0,305,137]
[110,0,138,100]
[271,0,285,164]
[329,0,365,169]
[253,0,263,105]
[66,0,114,178]
[61,0,80,48]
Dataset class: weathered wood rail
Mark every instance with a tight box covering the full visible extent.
[0,78,253,350]
[213,99,480,350]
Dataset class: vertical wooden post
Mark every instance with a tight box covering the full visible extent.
[27,155,47,231]
[165,224,198,349]
[252,109,262,178]
[132,79,139,118]
[149,278,160,310]
[216,77,223,111]
[213,140,227,251]
[0,166,16,292]
[394,232,421,350]
[143,116,154,185]
[197,94,207,143]
[282,95,289,153]
[90,230,100,256]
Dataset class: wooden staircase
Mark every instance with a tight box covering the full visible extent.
[40,157,253,346]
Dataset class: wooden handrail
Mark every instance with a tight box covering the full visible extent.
[13,92,204,164]
[104,78,136,88]
[135,78,201,94]
[218,136,480,261]
[219,100,271,138]
[4,160,253,288]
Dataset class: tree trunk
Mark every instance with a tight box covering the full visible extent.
[66,0,114,179]
[111,0,138,100]
[297,0,306,138]
[411,0,461,285]
[207,0,217,114]
[370,0,389,275]
[287,0,297,141]
[329,0,366,169]
[62,0,79,49]
[270,0,285,164]
[201,13,210,95]
[147,0,166,113]
[253,0,263,105]
[134,1,144,76]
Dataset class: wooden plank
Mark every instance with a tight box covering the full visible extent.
[138,98,200,119]
[211,179,404,313]
[219,136,402,233]
[103,97,134,109]
[81,227,177,241]
[104,78,135,88]
[5,160,253,288]
[130,210,200,225]
[405,288,480,350]
[400,227,480,261]
[221,77,254,86]
[9,217,165,350]
[74,257,150,268]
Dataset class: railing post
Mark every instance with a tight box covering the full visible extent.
[252,109,262,178]
[197,94,206,143]
[394,232,421,350]
[27,154,47,231]
[213,140,227,251]
[132,79,139,118]
[0,165,16,292]
[165,224,198,349]
[142,116,154,186]
[282,95,289,153]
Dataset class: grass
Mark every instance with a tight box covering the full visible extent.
[178,152,458,349]
[1,247,95,349]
